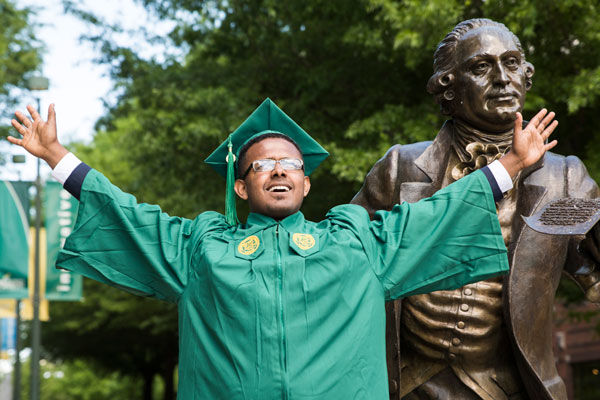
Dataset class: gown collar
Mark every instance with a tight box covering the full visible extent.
[245,211,306,232]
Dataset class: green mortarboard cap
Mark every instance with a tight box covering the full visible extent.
[205,98,329,225]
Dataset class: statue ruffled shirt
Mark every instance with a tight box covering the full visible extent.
[55,167,508,399]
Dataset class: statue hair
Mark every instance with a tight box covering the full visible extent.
[426,18,535,115]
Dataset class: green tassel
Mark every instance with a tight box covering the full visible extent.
[225,135,240,226]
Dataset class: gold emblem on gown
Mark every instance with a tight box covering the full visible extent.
[292,233,315,250]
[238,235,260,255]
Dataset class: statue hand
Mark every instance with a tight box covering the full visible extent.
[499,109,558,178]
[7,104,68,168]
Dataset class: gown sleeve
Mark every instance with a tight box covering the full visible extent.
[55,169,227,303]
[330,169,509,301]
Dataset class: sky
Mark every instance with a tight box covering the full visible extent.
[0,0,174,182]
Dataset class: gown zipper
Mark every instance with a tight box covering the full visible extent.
[276,223,289,399]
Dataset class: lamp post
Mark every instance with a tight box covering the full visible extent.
[9,155,26,400]
[27,75,48,400]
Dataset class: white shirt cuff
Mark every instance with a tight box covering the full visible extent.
[488,160,513,193]
[51,153,82,185]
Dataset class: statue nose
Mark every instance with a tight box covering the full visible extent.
[492,63,510,85]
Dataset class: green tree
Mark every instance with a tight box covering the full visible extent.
[42,279,177,400]
[0,0,41,136]
[18,357,142,400]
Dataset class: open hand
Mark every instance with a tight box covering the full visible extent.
[500,109,558,178]
[7,104,67,168]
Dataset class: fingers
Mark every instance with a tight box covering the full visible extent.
[544,139,558,151]
[14,110,32,127]
[47,103,56,125]
[542,120,559,140]
[528,108,548,128]
[525,108,558,140]
[5,135,23,146]
[539,111,556,132]
[11,118,28,137]
[514,111,523,134]
[26,104,41,122]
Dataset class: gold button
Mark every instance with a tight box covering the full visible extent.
[460,304,469,312]
[457,321,465,329]
[448,353,457,360]
[452,337,461,346]
[464,288,473,295]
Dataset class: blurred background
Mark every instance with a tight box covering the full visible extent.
[0,0,599,398]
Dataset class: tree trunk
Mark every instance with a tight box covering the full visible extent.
[161,365,175,400]
[142,371,154,400]
[161,346,177,400]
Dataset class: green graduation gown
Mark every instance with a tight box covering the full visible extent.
[56,168,508,399]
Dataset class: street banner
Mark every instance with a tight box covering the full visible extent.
[0,300,16,318]
[44,182,81,301]
[0,181,29,299]
[22,227,49,321]
[0,318,16,359]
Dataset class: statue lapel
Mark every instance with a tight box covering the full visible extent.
[510,156,548,254]
[401,121,454,203]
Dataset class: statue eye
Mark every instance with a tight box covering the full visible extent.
[505,57,519,69]
[472,61,489,74]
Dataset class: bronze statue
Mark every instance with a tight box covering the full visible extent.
[352,18,600,400]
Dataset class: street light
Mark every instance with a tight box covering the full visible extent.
[8,154,25,400]
[26,75,48,400]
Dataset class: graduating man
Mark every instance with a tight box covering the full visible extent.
[9,98,556,399]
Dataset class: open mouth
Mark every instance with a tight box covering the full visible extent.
[267,185,291,193]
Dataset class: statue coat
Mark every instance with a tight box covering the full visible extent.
[352,121,600,400]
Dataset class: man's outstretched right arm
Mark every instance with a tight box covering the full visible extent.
[8,104,225,303]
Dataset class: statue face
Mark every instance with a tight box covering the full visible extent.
[453,26,527,133]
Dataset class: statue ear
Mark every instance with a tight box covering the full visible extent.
[439,73,454,87]
[524,61,535,91]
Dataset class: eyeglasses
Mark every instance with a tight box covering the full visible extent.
[241,158,304,179]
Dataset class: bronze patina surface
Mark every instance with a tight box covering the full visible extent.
[352,18,600,400]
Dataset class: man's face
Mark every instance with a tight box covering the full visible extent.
[234,138,310,219]
[453,26,527,133]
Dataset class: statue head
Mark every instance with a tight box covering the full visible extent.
[427,18,535,133]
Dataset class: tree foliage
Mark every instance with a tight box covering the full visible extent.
[18,358,143,400]
[43,279,178,400]
[0,0,41,138]
[72,0,600,207]
[45,0,600,396]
